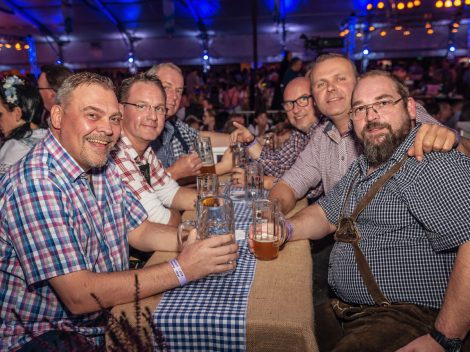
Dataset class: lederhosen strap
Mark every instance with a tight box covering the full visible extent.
[334,155,409,306]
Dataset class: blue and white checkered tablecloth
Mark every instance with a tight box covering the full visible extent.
[153,199,256,352]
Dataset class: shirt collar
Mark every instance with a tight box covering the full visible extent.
[44,130,108,182]
[118,133,153,164]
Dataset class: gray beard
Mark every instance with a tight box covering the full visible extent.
[361,119,411,166]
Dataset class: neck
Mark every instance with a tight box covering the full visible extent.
[331,115,350,135]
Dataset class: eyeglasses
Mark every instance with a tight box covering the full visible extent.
[121,102,167,116]
[282,94,312,112]
[349,97,405,120]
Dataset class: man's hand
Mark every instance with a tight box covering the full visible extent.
[230,121,254,145]
[176,231,239,281]
[395,334,444,352]
[215,147,234,175]
[408,124,457,161]
[167,152,202,180]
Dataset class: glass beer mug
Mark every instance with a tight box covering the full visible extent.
[193,136,216,174]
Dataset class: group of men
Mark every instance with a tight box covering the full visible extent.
[0,54,469,352]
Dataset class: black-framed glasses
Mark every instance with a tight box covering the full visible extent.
[282,94,312,112]
[349,97,405,120]
[121,102,167,116]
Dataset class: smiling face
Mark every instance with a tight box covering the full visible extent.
[351,74,415,165]
[121,81,166,154]
[283,77,317,133]
[154,66,184,118]
[51,83,121,171]
[310,57,357,124]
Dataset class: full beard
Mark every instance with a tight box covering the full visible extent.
[361,119,411,166]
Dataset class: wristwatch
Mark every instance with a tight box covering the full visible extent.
[430,328,463,352]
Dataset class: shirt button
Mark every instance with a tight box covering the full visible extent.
[341,156,345,161]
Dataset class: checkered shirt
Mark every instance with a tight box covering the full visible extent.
[112,133,180,224]
[282,103,439,199]
[0,131,147,351]
[151,119,199,168]
[153,200,256,351]
[319,126,470,309]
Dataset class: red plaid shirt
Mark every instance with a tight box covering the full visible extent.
[112,134,180,224]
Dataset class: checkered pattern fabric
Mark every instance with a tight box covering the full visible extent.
[151,119,199,168]
[0,131,147,351]
[112,133,179,224]
[282,103,439,200]
[153,199,256,351]
[319,126,470,309]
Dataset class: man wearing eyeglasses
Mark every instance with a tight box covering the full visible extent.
[148,63,232,182]
[262,70,470,351]
[111,73,197,227]
[230,77,322,192]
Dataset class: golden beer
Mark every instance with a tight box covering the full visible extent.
[200,163,216,174]
[253,234,279,260]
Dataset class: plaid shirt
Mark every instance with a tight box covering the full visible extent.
[319,126,470,309]
[151,118,199,168]
[0,131,147,351]
[282,103,439,198]
[112,134,180,224]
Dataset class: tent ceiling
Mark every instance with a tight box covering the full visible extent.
[0,0,468,71]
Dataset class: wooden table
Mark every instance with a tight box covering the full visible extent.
[109,239,318,351]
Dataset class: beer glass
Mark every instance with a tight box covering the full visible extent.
[231,142,248,168]
[245,162,264,200]
[263,132,276,152]
[193,136,216,174]
[252,199,285,260]
[197,173,219,198]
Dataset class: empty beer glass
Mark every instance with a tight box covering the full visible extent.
[245,162,264,200]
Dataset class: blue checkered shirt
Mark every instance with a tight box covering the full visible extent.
[319,126,470,309]
[0,131,147,351]
[151,119,199,168]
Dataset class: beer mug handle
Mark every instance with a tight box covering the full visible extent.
[275,212,287,247]
[177,220,197,251]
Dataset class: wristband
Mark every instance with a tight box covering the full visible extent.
[452,129,461,149]
[247,138,257,149]
[284,221,293,245]
[169,259,187,287]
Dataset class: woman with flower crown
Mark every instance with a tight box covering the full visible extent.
[0,75,47,174]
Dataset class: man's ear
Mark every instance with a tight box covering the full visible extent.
[406,97,417,122]
[50,105,63,130]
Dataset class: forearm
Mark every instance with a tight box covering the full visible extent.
[128,221,178,252]
[263,175,276,190]
[49,264,180,314]
[246,139,263,160]
[268,180,297,213]
[288,204,336,241]
[434,240,470,339]
[171,187,197,211]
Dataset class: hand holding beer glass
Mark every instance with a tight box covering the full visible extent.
[193,136,216,174]
[250,199,286,260]
[178,195,237,275]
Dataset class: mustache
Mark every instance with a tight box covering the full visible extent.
[364,121,392,131]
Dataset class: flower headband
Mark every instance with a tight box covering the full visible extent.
[1,76,25,105]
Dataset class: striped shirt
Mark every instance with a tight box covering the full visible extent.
[319,126,470,308]
[112,133,180,224]
[0,131,147,351]
[282,103,439,198]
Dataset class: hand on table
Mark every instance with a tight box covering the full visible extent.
[177,230,239,281]
[395,334,444,352]
[408,124,457,161]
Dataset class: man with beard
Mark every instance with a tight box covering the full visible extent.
[0,72,238,351]
[266,70,470,351]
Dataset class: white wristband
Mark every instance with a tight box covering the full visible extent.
[169,259,187,287]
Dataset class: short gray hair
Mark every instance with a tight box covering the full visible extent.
[55,72,115,107]
[118,72,166,103]
[309,53,358,81]
[148,62,182,77]
[357,70,409,101]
